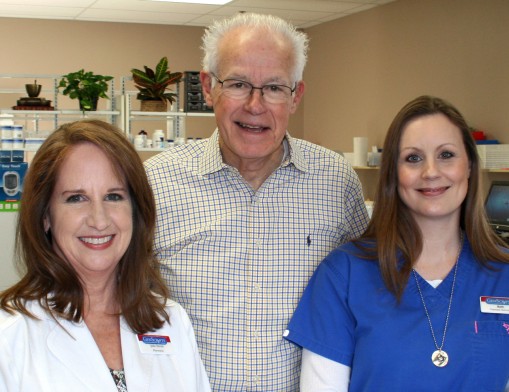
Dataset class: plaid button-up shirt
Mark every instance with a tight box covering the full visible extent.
[145,130,369,391]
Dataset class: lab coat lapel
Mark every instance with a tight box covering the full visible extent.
[121,318,154,391]
[46,318,117,391]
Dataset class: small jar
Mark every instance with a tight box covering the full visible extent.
[134,135,144,149]
[152,129,165,148]
[138,130,147,147]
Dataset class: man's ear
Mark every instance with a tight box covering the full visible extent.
[289,80,305,114]
[200,71,214,107]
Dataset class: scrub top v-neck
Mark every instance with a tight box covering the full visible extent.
[285,239,509,391]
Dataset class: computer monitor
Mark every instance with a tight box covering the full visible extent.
[485,181,509,233]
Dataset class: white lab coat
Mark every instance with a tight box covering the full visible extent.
[0,299,211,391]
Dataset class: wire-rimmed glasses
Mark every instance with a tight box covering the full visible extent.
[211,74,296,104]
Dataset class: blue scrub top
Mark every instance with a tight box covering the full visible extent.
[285,238,509,391]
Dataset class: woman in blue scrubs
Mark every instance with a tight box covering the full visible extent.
[284,95,509,391]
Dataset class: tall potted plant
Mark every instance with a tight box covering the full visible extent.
[58,69,113,111]
[131,57,183,112]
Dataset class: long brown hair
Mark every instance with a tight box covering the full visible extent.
[0,119,169,333]
[358,95,509,300]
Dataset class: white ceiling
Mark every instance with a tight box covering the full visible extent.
[0,0,395,28]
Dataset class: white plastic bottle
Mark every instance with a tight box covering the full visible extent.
[152,129,165,148]
[134,135,144,149]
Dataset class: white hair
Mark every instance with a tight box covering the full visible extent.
[201,13,309,83]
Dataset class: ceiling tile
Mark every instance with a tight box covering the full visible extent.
[0,0,395,27]
[79,8,199,24]
[92,0,220,13]
[0,0,94,5]
[0,4,82,18]
[232,0,366,13]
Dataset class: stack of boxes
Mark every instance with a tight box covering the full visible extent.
[183,71,212,113]
[477,144,509,170]
[472,130,509,170]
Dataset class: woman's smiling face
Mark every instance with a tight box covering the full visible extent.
[397,113,470,225]
[44,142,133,283]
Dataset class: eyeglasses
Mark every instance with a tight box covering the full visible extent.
[211,74,296,104]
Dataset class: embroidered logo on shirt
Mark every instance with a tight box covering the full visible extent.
[502,322,509,335]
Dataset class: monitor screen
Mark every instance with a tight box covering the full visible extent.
[485,181,509,232]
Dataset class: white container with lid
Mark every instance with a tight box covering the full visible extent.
[0,114,14,126]
[152,129,165,148]
[24,137,46,151]
[134,135,145,149]
[12,125,23,138]
[1,139,13,150]
[13,139,24,149]
[1,125,13,140]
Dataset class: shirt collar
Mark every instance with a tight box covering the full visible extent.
[197,129,309,175]
[284,133,308,172]
[197,129,225,175]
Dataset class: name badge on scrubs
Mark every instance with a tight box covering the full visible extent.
[480,296,509,314]
[137,334,174,355]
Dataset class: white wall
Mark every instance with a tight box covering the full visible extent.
[0,212,19,290]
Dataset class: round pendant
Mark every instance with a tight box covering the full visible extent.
[431,350,449,367]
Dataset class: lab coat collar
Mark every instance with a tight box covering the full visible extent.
[26,300,156,391]
[46,317,119,390]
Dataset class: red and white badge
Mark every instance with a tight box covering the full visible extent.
[480,296,509,314]
[137,334,174,355]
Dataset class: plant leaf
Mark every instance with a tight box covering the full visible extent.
[132,69,154,85]
[154,57,169,83]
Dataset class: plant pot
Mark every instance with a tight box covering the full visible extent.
[140,100,167,112]
[79,97,98,111]
[26,83,42,98]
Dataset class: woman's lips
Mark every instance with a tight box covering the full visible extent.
[418,186,449,196]
[79,235,114,248]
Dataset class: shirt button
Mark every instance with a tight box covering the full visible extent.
[253,283,261,291]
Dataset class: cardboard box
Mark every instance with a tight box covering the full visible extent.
[477,144,509,169]
[0,162,28,201]
[0,151,11,163]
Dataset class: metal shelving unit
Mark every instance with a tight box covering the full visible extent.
[0,74,120,139]
[120,76,214,150]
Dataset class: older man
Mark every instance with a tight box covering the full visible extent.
[145,13,368,391]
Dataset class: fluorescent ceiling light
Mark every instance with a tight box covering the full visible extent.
[147,0,233,4]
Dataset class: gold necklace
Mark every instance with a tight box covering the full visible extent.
[412,232,463,368]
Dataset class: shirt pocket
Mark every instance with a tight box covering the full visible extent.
[471,319,509,391]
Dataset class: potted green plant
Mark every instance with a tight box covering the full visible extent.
[58,69,113,111]
[131,57,183,112]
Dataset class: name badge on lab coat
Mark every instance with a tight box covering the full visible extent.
[480,296,509,314]
[137,334,174,355]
